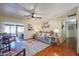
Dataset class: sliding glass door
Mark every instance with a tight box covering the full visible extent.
[17,26,24,37]
[3,24,24,38]
[10,25,16,36]
[4,25,10,34]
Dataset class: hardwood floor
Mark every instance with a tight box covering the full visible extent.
[34,41,77,56]
[1,38,77,56]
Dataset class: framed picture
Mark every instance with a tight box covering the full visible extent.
[28,24,33,31]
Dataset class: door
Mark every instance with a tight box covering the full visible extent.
[17,25,24,38]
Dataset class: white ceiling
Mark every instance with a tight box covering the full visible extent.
[0,3,79,19]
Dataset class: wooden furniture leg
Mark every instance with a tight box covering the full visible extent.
[23,49,26,56]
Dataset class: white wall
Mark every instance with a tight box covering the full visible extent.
[77,21,79,53]
[24,19,44,39]
[41,19,61,31]
[77,7,79,53]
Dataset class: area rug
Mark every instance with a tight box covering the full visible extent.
[23,39,50,56]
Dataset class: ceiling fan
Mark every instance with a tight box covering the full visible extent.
[23,4,42,19]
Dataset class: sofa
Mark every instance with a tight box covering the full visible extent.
[35,32,53,44]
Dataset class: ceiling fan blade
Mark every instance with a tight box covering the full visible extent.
[34,17,42,19]
[14,4,32,13]
[31,3,38,13]
[24,15,31,17]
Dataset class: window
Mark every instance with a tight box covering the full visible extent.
[3,24,24,37]
[17,26,24,33]
[4,25,10,34]
[10,25,16,36]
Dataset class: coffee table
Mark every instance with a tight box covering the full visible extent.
[4,48,26,56]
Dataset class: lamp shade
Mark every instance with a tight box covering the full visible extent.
[54,29,59,33]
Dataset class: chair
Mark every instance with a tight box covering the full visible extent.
[2,36,11,52]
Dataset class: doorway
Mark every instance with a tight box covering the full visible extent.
[62,16,77,53]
